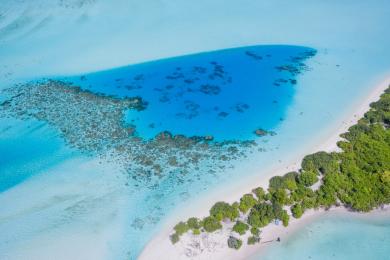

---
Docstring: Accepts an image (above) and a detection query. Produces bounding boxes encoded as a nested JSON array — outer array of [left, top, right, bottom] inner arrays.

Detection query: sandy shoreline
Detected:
[[139, 76, 390, 260]]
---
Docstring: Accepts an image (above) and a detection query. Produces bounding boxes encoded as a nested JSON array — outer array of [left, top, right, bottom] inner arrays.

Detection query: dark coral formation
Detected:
[[0, 80, 256, 189], [273, 50, 316, 86]]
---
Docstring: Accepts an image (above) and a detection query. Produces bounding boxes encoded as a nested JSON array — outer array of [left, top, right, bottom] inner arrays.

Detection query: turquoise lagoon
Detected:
[[61, 45, 315, 141], [255, 212, 390, 260], [1, 1, 390, 260]]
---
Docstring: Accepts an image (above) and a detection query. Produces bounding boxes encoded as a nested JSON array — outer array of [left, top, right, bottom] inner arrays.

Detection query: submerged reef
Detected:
[[0, 80, 255, 185], [171, 86, 390, 250]]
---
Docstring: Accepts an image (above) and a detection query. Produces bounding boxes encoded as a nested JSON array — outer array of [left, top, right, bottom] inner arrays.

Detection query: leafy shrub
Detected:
[[247, 203, 275, 228], [210, 202, 239, 221], [227, 236, 242, 250], [301, 151, 338, 174], [250, 227, 260, 236], [252, 187, 265, 200], [239, 194, 258, 213], [174, 221, 189, 235], [291, 204, 304, 218], [247, 236, 261, 245], [187, 217, 201, 229], [280, 210, 290, 227], [269, 176, 285, 190], [298, 171, 319, 187], [170, 233, 180, 244], [202, 216, 222, 232], [232, 221, 249, 235]]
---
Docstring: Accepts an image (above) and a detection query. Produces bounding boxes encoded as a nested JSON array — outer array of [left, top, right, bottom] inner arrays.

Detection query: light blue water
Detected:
[[256, 213, 390, 260], [0, 118, 76, 192], [61, 45, 315, 141]]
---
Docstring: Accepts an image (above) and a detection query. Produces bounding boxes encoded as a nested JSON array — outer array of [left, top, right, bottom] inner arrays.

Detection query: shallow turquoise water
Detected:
[[61, 45, 315, 141], [0, 118, 75, 192], [256, 213, 390, 260]]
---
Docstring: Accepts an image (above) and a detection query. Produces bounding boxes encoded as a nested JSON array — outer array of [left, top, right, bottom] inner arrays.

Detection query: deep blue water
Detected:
[[62, 45, 315, 141]]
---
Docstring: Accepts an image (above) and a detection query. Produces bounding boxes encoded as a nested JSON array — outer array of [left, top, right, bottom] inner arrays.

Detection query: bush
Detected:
[[174, 221, 189, 235], [252, 187, 265, 200], [283, 171, 299, 191], [187, 217, 201, 229], [280, 210, 290, 227], [250, 227, 260, 236], [291, 204, 304, 218], [298, 171, 319, 187], [202, 216, 222, 232], [302, 197, 316, 209], [239, 194, 258, 213], [232, 221, 249, 235], [264, 193, 272, 201], [170, 233, 180, 244], [271, 189, 288, 205], [247, 236, 261, 245], [210, 202, 239, 221], [269, 172, 299, 191], [247, 203, 275, 228], [193, 229, 201, 235], [301, 151, 338, 174], [227, 236, 242, 250], [269, 176, 285, 190]]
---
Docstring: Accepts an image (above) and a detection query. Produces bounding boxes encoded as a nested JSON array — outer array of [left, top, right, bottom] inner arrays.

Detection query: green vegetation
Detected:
[[187, 217, 201, 230], [239, 194, 258, 213], [252, 187, 265, 200], [232, 221, 249, 235], [280, 210, 290, 226], [250, 227, 261, 236], [291, 203, 304, 218], [202, 216, 222, 232], [298, 170, 318, 187], [210, 202, 239, 221], [247, 236, 261, 245], [171, 86, 390, 249], [174, 221, 189, 235], [227, 236, 242, 250], [170, 233, 180, 244]]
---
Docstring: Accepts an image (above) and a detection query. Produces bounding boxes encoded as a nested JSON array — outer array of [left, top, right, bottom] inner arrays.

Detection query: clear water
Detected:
[[0, 118, 76, 192], [61, 45, 315, 141], [256, 213, 390, 260]]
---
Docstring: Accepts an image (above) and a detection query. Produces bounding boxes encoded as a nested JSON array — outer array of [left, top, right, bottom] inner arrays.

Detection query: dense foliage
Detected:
[[232, 221, 249, 235], [202, 216, 222, 232], [171, 86, 390, 248], [210, 202, 239, 221]]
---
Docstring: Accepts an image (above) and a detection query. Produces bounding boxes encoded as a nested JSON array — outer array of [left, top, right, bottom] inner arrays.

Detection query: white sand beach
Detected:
[[139, 76, 390, 260]]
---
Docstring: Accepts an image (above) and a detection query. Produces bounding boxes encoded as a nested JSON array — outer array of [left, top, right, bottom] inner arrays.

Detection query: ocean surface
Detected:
[[1, 1, 390, 259], [256, 212, 390, 260]]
